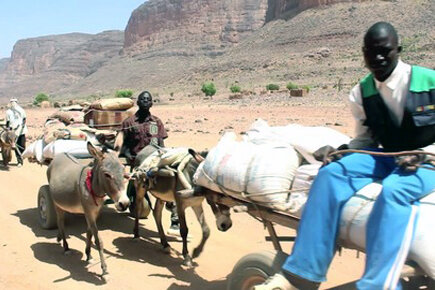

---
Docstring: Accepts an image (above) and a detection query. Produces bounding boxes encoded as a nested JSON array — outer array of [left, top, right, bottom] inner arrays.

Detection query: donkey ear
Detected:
[[87, 142, 104, 159]]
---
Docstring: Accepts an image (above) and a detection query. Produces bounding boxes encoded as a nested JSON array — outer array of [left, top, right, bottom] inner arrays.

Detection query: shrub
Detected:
[[286, 82, 299, 90], [201, 82, 217, 97], [266, 84, 280, 91], [33, 93, 49, 105], [230, 84, 241, 93], [301, 85, 311, 93], [115, 89, 133, 98]]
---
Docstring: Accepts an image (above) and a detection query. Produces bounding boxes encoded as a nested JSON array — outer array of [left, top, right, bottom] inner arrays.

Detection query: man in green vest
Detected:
[[256, 22, 435, 290]]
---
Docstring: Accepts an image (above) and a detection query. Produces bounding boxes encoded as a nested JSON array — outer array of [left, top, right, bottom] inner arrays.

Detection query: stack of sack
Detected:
[[23, 104, 118, 163], [84, 98, 136, 130], [194, 119, 351, 211]]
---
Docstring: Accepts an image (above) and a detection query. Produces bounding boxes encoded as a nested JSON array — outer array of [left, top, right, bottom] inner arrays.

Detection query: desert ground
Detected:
[[0, 90, 366, 289]]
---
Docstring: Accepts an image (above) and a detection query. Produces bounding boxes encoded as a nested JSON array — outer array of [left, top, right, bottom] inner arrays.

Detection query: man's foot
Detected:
[[166, 224, 193, 241], [254, 273, 298, 290], [17, 163, 23, 168]]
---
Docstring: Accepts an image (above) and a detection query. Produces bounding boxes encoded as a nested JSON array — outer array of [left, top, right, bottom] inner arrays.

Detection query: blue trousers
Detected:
[[282, 152, 435, 289]]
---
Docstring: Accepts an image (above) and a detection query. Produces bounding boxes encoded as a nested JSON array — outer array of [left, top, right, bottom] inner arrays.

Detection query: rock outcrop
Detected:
[[124, 0, 366, 53], [124, 0, 268, 54], [5, 30, 123, 77]]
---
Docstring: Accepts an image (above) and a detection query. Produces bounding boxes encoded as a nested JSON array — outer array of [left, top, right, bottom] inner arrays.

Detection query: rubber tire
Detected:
[[227, 250, 288, 290], [37, 185, 57, 229]]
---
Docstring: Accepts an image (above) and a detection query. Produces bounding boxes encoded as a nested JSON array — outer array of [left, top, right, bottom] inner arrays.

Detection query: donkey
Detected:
[[0, 126, 16, 167], [131, 145, 232, 267], [47, 142, 130, 278]]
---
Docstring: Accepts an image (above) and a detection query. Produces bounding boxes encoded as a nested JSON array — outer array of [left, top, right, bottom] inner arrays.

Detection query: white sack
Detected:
[[339, 183, 435, 278], [286, 164, 321, 215], [22, 140, 36, 159], [42, 140, 91, 159], [194, 132, 300, 205], [244, 119, 351, 164]]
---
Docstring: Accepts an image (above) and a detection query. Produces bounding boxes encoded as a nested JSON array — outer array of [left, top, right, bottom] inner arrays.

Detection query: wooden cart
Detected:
[[203, 190, 434, 290]]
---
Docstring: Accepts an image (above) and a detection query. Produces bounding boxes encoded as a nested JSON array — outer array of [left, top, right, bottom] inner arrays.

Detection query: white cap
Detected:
[[10, 98, 18, 103]]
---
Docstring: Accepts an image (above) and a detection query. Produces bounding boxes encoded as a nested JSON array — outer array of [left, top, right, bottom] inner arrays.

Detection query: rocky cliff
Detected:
[[5, 30, 123, 77], [0, 0, 433, 103], [124, 0, 365, 54], [124, 0, 268, 55]]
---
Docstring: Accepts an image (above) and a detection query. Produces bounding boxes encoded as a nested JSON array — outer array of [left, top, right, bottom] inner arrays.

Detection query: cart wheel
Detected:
[[227, 250, 288, 290], [37, 185, 57, 229], [401, 276, 435, 290]]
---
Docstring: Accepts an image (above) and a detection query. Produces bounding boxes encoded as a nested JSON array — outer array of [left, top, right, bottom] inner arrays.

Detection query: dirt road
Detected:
[[0, 97, 365, 289]]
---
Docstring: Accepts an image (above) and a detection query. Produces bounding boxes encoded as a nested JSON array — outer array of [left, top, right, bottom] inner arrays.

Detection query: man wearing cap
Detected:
[[5, 98, 27, 167]]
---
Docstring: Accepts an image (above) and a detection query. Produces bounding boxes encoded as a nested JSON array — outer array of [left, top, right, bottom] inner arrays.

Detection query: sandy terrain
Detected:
[[0, 92, 366, 289]]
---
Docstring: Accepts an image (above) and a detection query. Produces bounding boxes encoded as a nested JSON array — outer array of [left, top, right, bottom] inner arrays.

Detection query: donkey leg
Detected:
[[85, 228, 93, 262], [175, 201, 192, 267], [191, 204, 210, 259], [133, 183, 146, 239], [85, 211, 108, 277], [55, 206, 69, 253], [153, 199, 170, 251]]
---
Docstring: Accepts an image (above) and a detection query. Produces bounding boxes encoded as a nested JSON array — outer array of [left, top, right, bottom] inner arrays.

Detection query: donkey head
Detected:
[[206, 195, 233, 232], [1, 127, 16, 149], [87, 142, 130, 211]]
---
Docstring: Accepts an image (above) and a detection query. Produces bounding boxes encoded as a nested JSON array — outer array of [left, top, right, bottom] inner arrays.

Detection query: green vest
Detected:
[[359, 65, 435, 151]]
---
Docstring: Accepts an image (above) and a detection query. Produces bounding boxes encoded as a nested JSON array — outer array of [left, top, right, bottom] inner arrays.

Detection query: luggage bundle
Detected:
[[84, 98, 135, 130]]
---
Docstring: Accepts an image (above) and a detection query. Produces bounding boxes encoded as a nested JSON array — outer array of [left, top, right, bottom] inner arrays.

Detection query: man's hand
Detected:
[[396, 154, 428, 172], [313, 144, 349, 166]]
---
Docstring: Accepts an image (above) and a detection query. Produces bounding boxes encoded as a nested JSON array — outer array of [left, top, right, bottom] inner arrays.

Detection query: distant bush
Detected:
[[301, 85, 311, 93], [33, 93, 49, 105], [201, 82, 217, 97], [286, 82, 299, 90], [266, 84, 280, 91], [115, 89, 133, 98], [230, 84, 241, 93]]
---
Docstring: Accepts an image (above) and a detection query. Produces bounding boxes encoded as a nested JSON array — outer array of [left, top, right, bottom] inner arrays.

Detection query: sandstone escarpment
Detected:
[[6, 30, 123, 77], [124, 0, 367, 54], [124, 0, 268, 53]]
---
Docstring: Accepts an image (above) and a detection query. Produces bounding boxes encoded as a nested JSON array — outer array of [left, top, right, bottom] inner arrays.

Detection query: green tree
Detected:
[[201, 82, 217, 97], [230, 84, 241, 93], [115, 89, 133, 98], [33, 93, 49, 105], [266, 84, 280, 91], [286, 82, 299, 90]]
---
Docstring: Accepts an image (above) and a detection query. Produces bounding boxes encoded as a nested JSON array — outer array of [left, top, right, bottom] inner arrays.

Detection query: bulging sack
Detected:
[[42, 140, 91, 160], [339, 182, 435, 279], [194, 132, 301, 205], [244, 119, 350, 164]]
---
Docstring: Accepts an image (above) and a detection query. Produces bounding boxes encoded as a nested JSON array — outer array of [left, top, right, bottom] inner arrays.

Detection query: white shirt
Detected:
[[6, 104, 28, 135], [348, 60, 434, 153]]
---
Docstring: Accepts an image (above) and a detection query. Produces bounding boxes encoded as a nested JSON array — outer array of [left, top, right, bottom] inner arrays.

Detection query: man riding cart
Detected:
[[255, 22, 435, 290]]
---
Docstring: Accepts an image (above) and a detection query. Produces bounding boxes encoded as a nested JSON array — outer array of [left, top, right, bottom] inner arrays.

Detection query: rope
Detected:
[[329, 149, 435, 171]]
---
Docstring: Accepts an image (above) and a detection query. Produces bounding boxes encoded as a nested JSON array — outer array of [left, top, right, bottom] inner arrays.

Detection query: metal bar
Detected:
[[264, 221, 282, 252], [265, 236, 296, 242]]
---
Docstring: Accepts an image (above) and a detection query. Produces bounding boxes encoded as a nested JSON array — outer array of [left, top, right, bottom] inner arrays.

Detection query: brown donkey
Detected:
[[131, 146, 232, 267], [0, 126, 16, 167]]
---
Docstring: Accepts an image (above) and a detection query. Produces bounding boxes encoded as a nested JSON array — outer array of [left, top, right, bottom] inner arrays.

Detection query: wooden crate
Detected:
[[84, 109, 135, 130]]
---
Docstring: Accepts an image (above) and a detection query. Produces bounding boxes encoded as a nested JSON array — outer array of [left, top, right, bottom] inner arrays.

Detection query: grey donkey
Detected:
[[47, 142, 130, 279]]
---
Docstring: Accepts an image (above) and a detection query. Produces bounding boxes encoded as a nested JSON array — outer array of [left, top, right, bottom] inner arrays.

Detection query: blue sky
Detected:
[[0, 1, 146, 58]]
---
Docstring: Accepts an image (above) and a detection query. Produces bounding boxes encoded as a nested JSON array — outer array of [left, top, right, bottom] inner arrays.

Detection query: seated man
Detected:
[[256, 22, 435, 290]]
